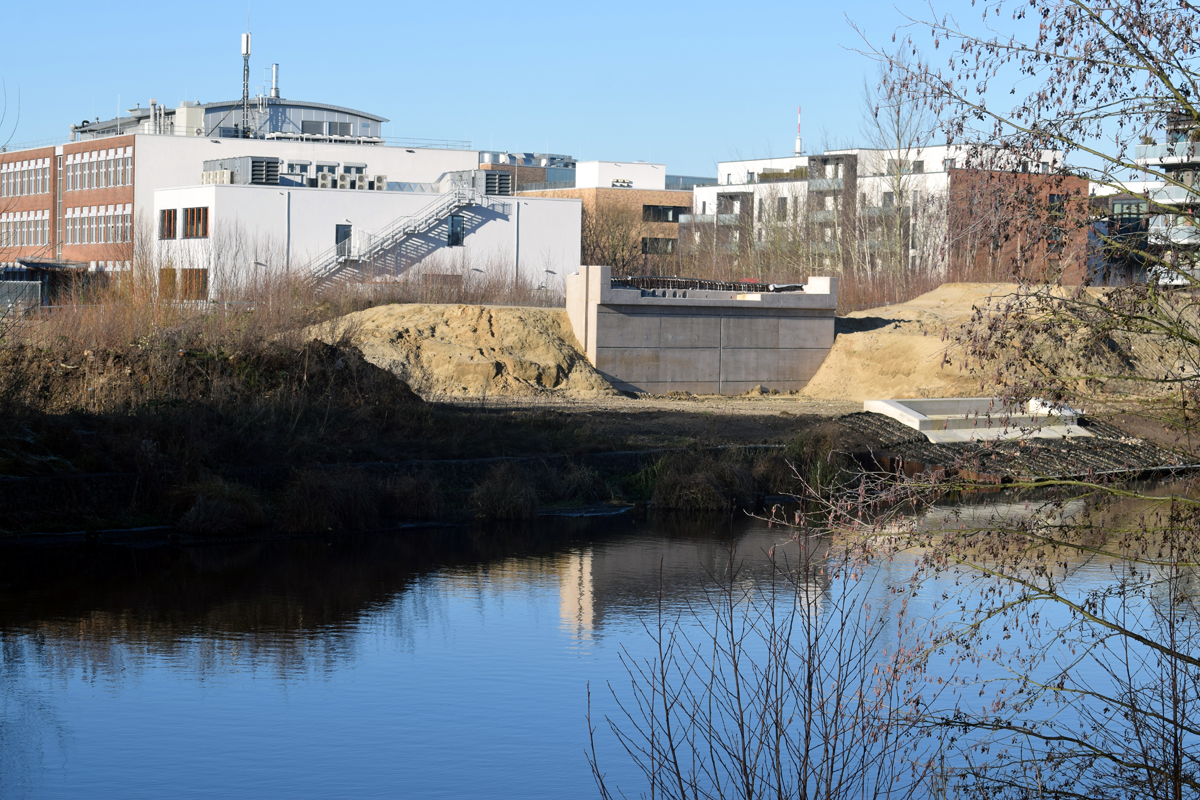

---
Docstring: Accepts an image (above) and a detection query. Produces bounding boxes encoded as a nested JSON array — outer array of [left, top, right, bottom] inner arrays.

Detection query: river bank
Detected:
[[4, 284, 1196, 537], [0, 346, 866, 535]]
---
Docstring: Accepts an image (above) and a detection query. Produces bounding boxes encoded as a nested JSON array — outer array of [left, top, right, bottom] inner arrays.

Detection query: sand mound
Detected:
[[802, 283, 1018, 402], [309, 304, 617, 399]]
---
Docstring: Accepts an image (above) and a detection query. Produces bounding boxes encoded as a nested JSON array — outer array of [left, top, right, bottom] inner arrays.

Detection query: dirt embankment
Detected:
[[310, 304, 617, 399], [802, 283, 1017, 402]]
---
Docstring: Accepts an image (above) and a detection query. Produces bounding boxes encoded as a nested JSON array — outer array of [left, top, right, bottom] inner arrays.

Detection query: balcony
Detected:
[[679, 213, 740, 225], [808, 178, 844, 191], [1135, 142, 1200, 166]]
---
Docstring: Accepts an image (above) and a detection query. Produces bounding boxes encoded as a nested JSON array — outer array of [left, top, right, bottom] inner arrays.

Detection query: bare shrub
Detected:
[[590, 539, 933, 800], [786, 427, 859, 492]]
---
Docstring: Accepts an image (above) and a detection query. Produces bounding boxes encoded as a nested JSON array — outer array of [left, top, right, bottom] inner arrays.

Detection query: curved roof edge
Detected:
[[199, 98, 388, 123]]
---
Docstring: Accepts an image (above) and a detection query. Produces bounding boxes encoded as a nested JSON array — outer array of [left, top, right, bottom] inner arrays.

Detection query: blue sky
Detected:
[[1, 0, 930, 175]]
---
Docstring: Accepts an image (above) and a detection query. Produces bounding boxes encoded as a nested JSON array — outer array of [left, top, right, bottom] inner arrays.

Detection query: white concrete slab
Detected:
[[864, 397, 1092, 442]]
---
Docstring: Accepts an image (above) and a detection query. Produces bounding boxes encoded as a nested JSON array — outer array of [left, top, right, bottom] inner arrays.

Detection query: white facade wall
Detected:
[[152, 184, 581, 292], [132, 134, 479, 226], [574, 161, 666, 190], [716, 156, 808, 186]]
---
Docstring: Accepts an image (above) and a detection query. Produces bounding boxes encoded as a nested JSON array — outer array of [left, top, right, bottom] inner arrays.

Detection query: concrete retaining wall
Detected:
[[566, 265, 837, 395]]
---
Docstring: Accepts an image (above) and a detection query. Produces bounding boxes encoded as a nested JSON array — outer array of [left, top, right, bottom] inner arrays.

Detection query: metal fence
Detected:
[[0, 281, 41, 339]]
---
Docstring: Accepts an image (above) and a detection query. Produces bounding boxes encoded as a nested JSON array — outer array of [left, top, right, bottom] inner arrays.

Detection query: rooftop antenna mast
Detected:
[[241, 30, 252, 138], [793, 106, 803, 156]]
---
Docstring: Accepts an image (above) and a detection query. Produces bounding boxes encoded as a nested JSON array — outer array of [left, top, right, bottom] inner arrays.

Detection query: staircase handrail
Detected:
[[309, 178, 482, 283]]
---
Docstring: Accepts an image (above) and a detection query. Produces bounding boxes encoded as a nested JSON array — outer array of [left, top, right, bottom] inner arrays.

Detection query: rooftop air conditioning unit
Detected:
[[373, 174, 387, 190], [337, 173, 351, 190], [355, 174, 367, 190], [318, 172, 333, 189]]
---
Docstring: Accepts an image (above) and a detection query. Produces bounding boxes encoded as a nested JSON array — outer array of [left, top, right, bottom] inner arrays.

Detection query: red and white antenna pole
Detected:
[[794, 106, 803, 155]]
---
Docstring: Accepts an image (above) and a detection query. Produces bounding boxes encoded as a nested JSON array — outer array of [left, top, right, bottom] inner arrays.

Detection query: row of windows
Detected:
[[0, 218, 50, 248], [67, 157, 132, 192], [65, 213, 131, 245], [1, 166, 50, 198], [159, 207, 209, 239]]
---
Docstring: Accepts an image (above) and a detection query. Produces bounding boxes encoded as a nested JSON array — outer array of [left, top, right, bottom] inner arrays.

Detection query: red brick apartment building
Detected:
[[1, 136, 135, 271]]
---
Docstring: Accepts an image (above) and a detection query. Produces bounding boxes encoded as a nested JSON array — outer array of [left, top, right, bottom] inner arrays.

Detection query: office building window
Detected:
[[181, 269, 209, 301], [125, 157, 132, 184], [160, 209, 177, 239], [642, 205, 689, 223], [448, 215, 465, 247], [183, 207, 209, 238], [777, 197, 788, 217], [123, 214, 131, 243]]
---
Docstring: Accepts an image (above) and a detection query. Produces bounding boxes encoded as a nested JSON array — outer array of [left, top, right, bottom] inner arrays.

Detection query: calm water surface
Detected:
[[0, 509, 1121, 799]]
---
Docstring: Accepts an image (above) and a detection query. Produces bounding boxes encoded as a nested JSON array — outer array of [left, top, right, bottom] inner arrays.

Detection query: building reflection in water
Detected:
[[555, 526, 832, 639]]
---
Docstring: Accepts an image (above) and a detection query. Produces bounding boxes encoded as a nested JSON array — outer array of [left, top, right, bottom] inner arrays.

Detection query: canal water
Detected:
[[0, 506, 1143, 799]]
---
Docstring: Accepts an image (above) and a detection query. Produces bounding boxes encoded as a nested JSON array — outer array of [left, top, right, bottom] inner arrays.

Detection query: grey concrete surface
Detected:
[[566, 265, 838, 396]]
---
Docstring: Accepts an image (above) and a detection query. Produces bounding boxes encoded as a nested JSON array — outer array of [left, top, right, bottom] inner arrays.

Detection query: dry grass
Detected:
[[470, 462, 540, 520], [277, 468, 385, 534], [7, 253, 560, 359], [649, 450, 756, 511], [385, 472, 444, 519], [173, 478, 268, 537]]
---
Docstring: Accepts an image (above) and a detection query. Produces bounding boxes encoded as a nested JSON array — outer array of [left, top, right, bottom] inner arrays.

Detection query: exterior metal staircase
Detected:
[[310, 179, 484, 285]]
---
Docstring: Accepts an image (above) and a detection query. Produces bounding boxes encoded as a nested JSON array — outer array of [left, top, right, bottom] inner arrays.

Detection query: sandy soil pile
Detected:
[[802, 283, 1017, 402], [310, 304, 617, 399]]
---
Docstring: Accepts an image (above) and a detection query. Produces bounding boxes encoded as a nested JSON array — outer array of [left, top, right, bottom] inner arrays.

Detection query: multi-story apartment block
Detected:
[[682, 143, 1088, 280]]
